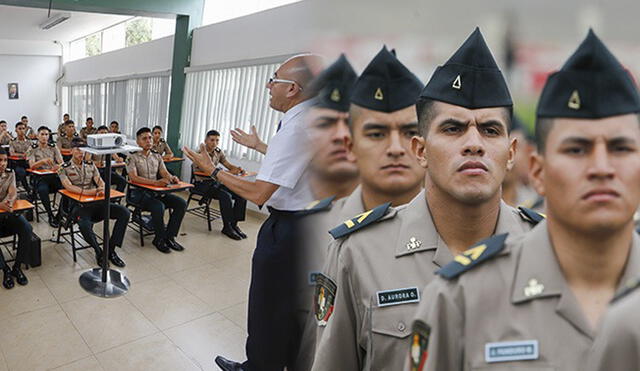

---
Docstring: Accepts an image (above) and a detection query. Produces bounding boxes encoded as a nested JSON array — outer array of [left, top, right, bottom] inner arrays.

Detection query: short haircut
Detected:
[[416, 97, 512, 137], [37, 126, 50, 133], [110, 121, 119, 126], [152, 125, 163, 132], [0, 120, 5, 125], [136, 127, 151, 137], [21, 116, 27, 120], [15, 122, 25, 129], [65, 120, 75, 127], [0, 148, 7, 156], [86, 117, 93, 122], [206, 130, 220, 137], [71, 137, 87, 148], [63, 113, 69, 117], [97, 125, 109, 131]]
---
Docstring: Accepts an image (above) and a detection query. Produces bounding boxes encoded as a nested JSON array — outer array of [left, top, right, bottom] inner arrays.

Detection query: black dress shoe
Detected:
[[95, 249, 106, 267], [232, 225, 247, 239], [11, 266, 28, 286], [109, 252, 126, 267], [167, 238, 185, 251], [48, 215, 60, 228], [214, 356, 244, 371], [153, 239, 171, 254], [2, 269, 14, 289], [221, 227, 242, 241]]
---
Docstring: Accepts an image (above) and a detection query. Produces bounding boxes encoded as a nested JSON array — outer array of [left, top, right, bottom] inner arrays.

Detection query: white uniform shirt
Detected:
[[256, 100, 314, 211]]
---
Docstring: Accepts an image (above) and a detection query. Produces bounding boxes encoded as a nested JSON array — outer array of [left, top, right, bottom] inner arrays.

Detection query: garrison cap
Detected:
[[537, 29, 640, 119], [308, 54, 357, 112], [420, 27, 512, 109], [351, 46, 423, 112]]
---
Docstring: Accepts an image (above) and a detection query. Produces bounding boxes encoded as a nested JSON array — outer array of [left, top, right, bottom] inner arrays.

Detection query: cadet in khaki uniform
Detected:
[[59, 139, 128, 267], [57, 121, 80, 150], [20, 116, 36, 139], [10, 122, 32, 192], [409, 30, 640, 371], [193, 130, 248, 240], [586, 279, 640, 371], [27, 126, 63, 227], [79, 117, 98, 140], [151, 126, 174, 160], [311, 29, 542, 371], [0, 120, 13, 145], [127, 127, 186, 254], [0, 148, 32, 290], [57, 114, 70, 137]]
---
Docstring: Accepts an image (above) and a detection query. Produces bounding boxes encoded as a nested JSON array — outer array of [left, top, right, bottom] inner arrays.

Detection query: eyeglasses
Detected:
[[268, 74, 303, 91]]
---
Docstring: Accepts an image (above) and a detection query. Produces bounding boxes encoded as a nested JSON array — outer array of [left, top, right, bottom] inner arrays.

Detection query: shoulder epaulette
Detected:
[[73, 132, 79, 137], [48, 142, 56, 147], [5, 168, 12, 173], [10, 137, 15, 141], [437, 233, 509, 280], [62, 161, 71, 168], [298, 196, 336, 216], [612, 277, 640, 303], [160, 138, 165, 143], [215, 147, 221, 153], [518, 206, 545, 225], [329, 202, 391, 240], [31, 143, 37, 148], [151, 149, 159, 154], [83, 160, 93, 165]]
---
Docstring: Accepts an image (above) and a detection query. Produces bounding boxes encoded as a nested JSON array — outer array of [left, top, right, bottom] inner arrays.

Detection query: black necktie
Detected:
[[276, 120, 282, 132]]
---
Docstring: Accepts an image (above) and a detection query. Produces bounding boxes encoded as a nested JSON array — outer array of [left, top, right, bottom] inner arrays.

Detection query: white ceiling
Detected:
[[0, 5, 132, 42]]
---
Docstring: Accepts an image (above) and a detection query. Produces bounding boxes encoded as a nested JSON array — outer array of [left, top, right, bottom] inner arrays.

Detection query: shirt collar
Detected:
[[280, 99, 314, 128]]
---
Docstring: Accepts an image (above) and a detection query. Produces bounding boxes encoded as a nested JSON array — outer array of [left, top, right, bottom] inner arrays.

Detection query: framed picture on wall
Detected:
[[8, 83, 19, 100]]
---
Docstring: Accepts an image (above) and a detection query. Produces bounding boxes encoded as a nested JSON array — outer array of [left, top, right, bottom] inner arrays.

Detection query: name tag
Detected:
[[485, 340, 539, 363], [376, 287, 420, 307]]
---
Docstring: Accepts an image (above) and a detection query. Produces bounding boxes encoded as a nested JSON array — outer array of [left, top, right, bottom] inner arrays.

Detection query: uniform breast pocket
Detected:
[[368, 304, 415, 368], [370, 305, 413, 339]]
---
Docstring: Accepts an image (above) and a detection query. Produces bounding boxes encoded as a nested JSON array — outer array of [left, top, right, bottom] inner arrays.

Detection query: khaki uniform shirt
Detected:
[[311, 191, 538, 371], [57, 123, 66, 136], [58, 160, 100, 188], [0, 170, 15, 201], [295, 187, 366, 370], [0, 132, 12, 145], [27, 144, 63, 170], [57, 133, 80, 149], [9, 137, 30, 155], [585, 279, 640, 371], [195, 146, 226, 180], [25, 126, 35, 138], [126, 151, 167, 180], [79, 126, 97, 140], [411, 221, 640, 371], [152, 139, 173, 157]]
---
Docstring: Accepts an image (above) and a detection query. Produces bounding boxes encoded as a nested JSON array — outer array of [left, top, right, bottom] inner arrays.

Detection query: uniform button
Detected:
[[397, 322, 406, 332]]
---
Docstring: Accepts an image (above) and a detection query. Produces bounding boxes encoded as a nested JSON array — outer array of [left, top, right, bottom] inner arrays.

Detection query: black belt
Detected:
[[267, 206, 299, 216]]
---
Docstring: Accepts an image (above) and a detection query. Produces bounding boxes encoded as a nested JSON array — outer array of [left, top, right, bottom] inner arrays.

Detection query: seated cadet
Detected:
[[193, 129, 248, 240], [92, 126, 126, 192], [151, 125, 174, 160], [0, 120, 13, 145], [59, 138, 128, 267], [57, 113, 70, 137], [110, 120, 121, 134], [9, 122, 32, 192], [20, 116, 36, 139], [0, 148, 32, 289], [127, 127, 187, 253], [79, 117, 97, 140], [57, 120, 80, 150], [27, 126, 63, 227]]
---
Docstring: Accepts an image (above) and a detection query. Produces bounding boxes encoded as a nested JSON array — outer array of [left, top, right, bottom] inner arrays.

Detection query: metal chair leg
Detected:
[[70, 223, 77, 262]]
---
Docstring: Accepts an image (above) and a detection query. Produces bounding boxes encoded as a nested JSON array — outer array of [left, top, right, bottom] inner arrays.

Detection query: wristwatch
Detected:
[[211, 168, 221, 181]]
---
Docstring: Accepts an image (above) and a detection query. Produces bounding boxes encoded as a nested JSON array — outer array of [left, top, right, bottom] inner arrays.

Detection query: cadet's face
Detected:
[[153, 129, 162, 140], [21, 118, 28, 125], [110, 123, 118, 132], [97, 129, 108, 134], [416, 101, 514, 205], [531, 115, 640, 233], [16, 125, 25, 136], [0, 155, 7, 172], [308, 107, 358, 180], [0, 123, 6, 131], [63, 115, 69, 121], [87, 120, 93, 127], [38, 130, 49, 143], [66, 125, 75, 136], [350, 105, 424, 194], [205, 135, 220, 150], [137, 132, 152, 150], [72, 148, 84, 162]]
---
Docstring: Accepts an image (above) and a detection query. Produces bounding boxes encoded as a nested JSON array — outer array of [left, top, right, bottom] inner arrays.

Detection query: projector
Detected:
[[86, 133, 126, 149]]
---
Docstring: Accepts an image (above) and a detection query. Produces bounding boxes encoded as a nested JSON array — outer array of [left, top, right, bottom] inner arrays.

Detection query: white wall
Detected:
[[0, 54, 60, 127], [63, 35, 174, 84]]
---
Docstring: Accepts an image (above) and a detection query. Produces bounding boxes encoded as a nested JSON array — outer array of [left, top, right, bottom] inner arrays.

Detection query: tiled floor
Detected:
[[0, 198, 263, 371]]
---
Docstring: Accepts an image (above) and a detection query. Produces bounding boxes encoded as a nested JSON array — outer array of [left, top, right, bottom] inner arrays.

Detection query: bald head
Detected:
[[268, 54, 325, 112]]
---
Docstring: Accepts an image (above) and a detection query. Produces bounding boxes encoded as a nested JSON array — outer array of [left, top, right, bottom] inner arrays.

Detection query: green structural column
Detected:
[[166, 14, 193, 164]]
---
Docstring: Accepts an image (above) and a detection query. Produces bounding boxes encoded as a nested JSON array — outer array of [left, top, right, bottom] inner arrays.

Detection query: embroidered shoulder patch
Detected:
[[518, 206, 545, 225], [329, 202, 391, 239], [314, 273, 337, 327], [409, 320, 431, 371], [437, 233, 509, 280]]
